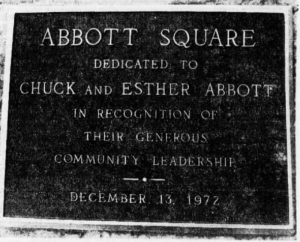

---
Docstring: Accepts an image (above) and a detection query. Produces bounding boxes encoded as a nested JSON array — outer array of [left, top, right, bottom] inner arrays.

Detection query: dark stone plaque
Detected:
[[0, 6, 295, 237]]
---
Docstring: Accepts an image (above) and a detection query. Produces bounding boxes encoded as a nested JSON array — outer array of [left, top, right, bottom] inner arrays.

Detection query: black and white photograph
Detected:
[[0, 0, 297, 240]]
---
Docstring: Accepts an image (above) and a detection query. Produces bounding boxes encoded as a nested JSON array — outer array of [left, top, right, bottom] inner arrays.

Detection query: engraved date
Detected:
[[187, 194, 219, 206]]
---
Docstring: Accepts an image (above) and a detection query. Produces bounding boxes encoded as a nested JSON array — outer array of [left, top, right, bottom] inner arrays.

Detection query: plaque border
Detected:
[[0, 5, 295, 232]]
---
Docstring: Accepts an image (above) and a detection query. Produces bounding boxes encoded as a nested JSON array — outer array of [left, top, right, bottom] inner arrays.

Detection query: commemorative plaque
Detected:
[[0, 5, 295, 238]]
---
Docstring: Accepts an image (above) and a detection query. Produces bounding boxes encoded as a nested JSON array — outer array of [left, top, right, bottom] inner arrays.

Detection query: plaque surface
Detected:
[[0, 5, 295, 237]]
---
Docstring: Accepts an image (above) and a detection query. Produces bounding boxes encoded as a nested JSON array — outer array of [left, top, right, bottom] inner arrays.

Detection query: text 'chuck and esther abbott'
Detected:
[[40, 27, 256, 48]]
